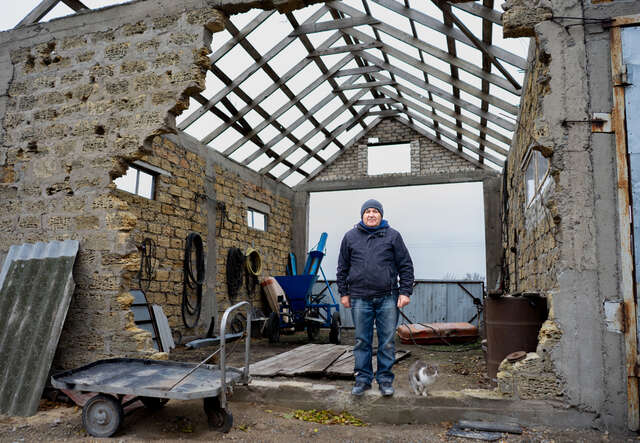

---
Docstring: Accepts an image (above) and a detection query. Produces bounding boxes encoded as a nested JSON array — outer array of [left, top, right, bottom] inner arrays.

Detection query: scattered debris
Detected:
[[288, 409, 367, 427]]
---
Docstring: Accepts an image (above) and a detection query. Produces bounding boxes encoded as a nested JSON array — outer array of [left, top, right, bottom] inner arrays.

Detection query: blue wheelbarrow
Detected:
[[263, 233, 341, 344]]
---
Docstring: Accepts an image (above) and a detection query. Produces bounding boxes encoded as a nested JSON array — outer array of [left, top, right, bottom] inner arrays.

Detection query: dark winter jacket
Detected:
[[336, 220, 414, 298]]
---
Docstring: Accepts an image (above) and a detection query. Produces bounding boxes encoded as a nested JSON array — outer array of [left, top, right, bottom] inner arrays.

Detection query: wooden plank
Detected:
[[367, 110, 401, 116], [355, 98, 396, 105], [334, 66, 383, 77], [333, 80, 396, 92], [282, 345, 350, 375], [209, 10, 274, 64], [290, 16, 380, 36], [453, 2, 502, 25], [249, 343, 317, 376], [60, 0, 89, 11], [307, 42, 383, 57], [17, 0, 61, 27]]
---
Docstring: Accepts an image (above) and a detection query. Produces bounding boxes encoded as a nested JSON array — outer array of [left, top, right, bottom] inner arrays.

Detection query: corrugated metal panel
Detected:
[[0, 240, 79, 416], [314, 280, 484, 329]]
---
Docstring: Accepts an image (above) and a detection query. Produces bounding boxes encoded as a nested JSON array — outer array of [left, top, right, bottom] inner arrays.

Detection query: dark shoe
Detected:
[[351, 382, 371, 396], [379, 382, 394, 397]]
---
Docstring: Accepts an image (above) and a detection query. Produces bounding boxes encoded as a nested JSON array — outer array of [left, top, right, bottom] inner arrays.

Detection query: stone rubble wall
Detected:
[[314, 118, 478, 181], [0, 1, 225, 369]]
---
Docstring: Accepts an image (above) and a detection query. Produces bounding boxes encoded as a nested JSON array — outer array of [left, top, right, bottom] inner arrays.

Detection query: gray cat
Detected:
[[408, 360, 438, 396]]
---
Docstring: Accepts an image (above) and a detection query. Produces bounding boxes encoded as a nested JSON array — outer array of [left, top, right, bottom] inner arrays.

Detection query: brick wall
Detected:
[[0, 4, 224, 368], [314, 118, 477, 181]]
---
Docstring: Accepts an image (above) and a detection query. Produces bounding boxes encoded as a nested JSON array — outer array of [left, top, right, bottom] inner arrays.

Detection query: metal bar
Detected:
[[290, 16, 380, 35], [610, 21, 639, 431]]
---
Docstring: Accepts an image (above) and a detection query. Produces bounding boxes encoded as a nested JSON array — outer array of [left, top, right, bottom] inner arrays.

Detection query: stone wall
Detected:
[[315, 118, 478, 181], [0, 1, 224, 369]]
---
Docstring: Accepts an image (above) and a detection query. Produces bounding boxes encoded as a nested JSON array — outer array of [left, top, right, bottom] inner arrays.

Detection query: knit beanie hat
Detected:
[[361, 199, 384, 218]]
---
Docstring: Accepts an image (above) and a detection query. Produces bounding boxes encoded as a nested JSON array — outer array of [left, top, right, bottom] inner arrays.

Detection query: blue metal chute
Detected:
[[303, 232, 327, 275]]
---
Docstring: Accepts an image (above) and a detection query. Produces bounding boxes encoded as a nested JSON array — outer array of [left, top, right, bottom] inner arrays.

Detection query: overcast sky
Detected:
[[3, 1, 498, 281]]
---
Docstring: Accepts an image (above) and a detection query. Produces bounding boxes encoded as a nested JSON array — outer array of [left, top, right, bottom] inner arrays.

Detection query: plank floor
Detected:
[[249, 344, 409, 378]]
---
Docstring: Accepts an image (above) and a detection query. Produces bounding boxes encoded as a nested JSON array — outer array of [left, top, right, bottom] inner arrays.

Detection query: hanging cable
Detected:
[[226, 247, 245, 302], [182, 232, 205, 328], [137, 238, 156, 294]]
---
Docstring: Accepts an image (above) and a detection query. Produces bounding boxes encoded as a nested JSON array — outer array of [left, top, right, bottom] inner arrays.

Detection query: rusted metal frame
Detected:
[[452, 2, 501, 25], [258, 88, 370, 174], [610, 19, 639, 431], [177, 6, 329, 131], [334, 66, 383, 77], [370, 72, 511, 145], [287, 12, 369, 131], [610, 15, 640, 27], [370, 0, 526, 70], [224, 56, 357, 160], [329, 0, 519, 94], [432, 0, 521, 91], [357, 48, 517, 131], [209, 65, 316, 167], [405, 0, 439, 138], [306, 42, 383, 57], [276, 105, 375, 182], [297, 117, 383, 185], [333, 80, 396, 91], [340, 26, 519, 115], [289, 16, 380, 35], [225, 19, 346, 156], [476, 0, 495, 165], [209, 10, 275, 64], [395, 116, 491, 170], [379, 87, 507, 160], [201, 32, 345, 145], [440, 2, 464, 152]]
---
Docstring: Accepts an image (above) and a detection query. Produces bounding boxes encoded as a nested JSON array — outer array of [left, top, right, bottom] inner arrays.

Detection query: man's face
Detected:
[[362, 208, 382, 227]]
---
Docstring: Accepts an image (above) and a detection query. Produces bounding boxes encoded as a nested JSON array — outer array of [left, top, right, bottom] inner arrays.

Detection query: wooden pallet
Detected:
[[249, 343, 409, 378]]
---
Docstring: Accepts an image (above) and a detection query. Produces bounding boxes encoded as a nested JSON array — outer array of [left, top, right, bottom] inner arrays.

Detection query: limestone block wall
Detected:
[[315, 118, 478, 181], [0, 1, 225, 369], [212, 164, 293, 316]]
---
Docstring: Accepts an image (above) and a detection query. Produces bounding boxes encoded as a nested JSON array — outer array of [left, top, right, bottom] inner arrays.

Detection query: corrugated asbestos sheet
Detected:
[[0, 240, 79, 416], [315, 280, 484, 329]]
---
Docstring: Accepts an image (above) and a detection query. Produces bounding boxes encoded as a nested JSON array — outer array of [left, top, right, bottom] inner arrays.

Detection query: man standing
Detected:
[[337, 199, 414, 397]]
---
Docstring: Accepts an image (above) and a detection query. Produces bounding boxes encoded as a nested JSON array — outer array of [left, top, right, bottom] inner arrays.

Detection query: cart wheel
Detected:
[[82, 394, 123, 438], [203, 397, 233, 433], [329, 311, 341, 344], [266, 311, 280, 343], [140, 397, 169, 410]]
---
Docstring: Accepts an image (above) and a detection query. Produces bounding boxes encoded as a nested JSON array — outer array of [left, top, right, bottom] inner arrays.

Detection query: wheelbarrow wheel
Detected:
[[140, 397, 169, 410], [265, 311, 280, 343], [82, 394, 123, 438], [329, 311, 341, 344], [204, 397, 233, 433]]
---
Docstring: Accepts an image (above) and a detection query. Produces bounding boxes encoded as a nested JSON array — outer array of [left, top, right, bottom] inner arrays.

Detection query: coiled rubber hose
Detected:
[[182, 233, 205, 328]]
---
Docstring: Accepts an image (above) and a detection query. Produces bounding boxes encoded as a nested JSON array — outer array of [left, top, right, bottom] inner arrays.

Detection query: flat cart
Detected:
[[51, 301, 251, 438]]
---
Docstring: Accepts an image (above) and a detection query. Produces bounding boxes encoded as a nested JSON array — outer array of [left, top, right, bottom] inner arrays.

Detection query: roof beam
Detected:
[[290, 16, 379, 35], [367, 110, 402, 116], [328, 1, 519, 95], [341, 26, 519, 114], [452, 2, 502, 25], [357, 50, 516, 130], [276, 105, 375, 182], [355, 98, 397, 105], [333, 80, 396, 92], [334, 66, 383, 77], [432, 0, 521, 90], [306, 42, 383, 57], [210, 10, 275, 64], [364, 0, 526, 69], [17, 0, 88, 27]]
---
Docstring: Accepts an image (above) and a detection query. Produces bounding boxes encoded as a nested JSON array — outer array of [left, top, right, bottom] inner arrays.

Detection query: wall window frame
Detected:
[[245, 197, 270, 232], [522, 147, 550, 207], [114, 161, 170, 200], [367, 142, 412, 175]]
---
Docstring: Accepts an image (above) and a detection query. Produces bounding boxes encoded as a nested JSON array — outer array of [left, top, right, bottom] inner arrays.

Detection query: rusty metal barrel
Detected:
[[484, 295, 548, 381]]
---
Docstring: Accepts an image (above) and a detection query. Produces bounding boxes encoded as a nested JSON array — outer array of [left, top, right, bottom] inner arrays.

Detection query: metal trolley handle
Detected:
[[219, 301, 251, 409]]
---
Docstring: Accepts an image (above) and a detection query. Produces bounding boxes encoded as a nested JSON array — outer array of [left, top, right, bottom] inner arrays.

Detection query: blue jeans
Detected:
[[351, 294, 398, 385]]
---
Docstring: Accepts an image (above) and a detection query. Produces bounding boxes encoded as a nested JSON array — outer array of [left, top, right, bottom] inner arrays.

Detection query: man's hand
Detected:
[[340, 295, 350, 308], [397, 294, 410, 308]]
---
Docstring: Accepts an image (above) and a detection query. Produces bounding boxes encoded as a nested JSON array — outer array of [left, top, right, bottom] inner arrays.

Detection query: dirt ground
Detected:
[[1, 328, 638, 442]]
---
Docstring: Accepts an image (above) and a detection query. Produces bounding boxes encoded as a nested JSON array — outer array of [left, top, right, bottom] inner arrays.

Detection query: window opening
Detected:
[[247, 208, 267, 231], [524, 149, 549, 206], [367, 142, 411, 175], [114, 165, 156, 199]]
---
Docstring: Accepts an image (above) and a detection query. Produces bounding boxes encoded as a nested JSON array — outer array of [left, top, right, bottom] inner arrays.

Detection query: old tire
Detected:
[[266, 311, 280, 343], [82, 394, 123, 438], [140, 397, 169, 410], [203, 397, 233, 433], [329, 311, 341, 344]]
